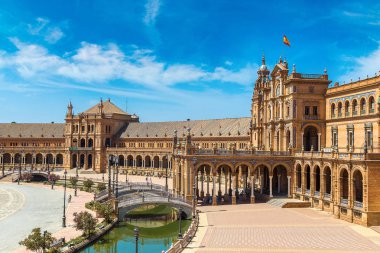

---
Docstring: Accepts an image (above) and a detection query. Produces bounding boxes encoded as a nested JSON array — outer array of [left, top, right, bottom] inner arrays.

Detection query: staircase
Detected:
[[267, 197, 310, 208], [0, 173, 13, 182]]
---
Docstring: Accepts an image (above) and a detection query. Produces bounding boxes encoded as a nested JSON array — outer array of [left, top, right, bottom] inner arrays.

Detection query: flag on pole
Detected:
[[283, 35, 291, 47]]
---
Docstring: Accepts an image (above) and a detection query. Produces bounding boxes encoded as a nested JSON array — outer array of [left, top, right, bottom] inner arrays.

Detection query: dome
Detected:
[[259, 64, 267, 71]]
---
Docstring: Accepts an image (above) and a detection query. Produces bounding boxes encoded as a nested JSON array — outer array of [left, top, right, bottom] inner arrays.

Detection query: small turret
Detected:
[[98, 98, 104, 114], [66, 101, 73, 117]]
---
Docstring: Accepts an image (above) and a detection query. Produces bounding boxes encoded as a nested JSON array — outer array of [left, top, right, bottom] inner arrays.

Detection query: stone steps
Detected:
[[267, 198, 310, 208]]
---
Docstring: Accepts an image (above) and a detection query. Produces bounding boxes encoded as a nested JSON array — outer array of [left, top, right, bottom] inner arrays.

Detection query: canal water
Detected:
[[80, 218, 190, 253]]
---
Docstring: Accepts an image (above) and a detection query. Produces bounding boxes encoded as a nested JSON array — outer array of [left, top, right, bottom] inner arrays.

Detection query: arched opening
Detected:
[[196, 164, 212, 204], [80, 138, 86, 147], [273, 165, 288, 196], [87, 154, 93, 168], [153, 156, 160, 168], [162, 156, 168, 169], [353, 170, 363, 203], [314, 165, 321, 193], [72, 138, 78, 147], [127, 155, 133, 167], [369, 96, 375, 113], [72, 154, 77, 168], [338, 102, 342, 117], [105, 138, 111, 147], [118, 155, 125, 167], [215, 165, 233, 203], [46, 154, 54, 165], [331, 103, 336, 118], [14, 153, 22, 164], [3, 153, 11, 164], [352, 99, 358, 115], [276, 131, 280, 151], [340, 169, 349, 203], [36, 154, 43, 164], [305, 165, 311, 191], [324, 167, 332, 195], [286, 130, 291, 150], [56, 154, 63, 165], [236, 165, 250, 201], [80, 154, 85, 168], [296, 164, 302, 189], [345, 100, 350, 117], [88, 138, 93, 147], [303, 126, 319, 151], [25, 153, 33, 164], [145, 156, 151, 168], [136, 155, 142, 167], [360, 98, 366, 115], [256, 165, 270, 195]]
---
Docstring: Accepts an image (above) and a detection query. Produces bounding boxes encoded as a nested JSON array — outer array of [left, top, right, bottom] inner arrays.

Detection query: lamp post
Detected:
[[134, 227, 139, 253], [75, 150, 79, 178], [1, 150, 4, 177], [42, 230, 47, 253], [18, 151, 23, 185], [62, 170, 67, 227], [108, 155, 112, 199], [193, 181, 196, 219], [165, 156, 169, 192], [115, 156, 119, 198], [178, 206, 183, 239]]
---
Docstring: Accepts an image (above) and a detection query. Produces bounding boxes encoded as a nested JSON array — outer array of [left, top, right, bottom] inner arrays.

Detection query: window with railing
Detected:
[[360, 98, 366, 115], [369, 96, 375, 114], [352, 99, 358, 116]]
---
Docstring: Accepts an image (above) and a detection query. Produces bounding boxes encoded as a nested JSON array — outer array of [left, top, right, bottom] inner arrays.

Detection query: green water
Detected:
[[80, 219, 191, 253]]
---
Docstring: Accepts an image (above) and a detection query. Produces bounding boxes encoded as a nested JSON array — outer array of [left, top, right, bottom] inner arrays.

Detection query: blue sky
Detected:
[[0, 0, 380, 123]]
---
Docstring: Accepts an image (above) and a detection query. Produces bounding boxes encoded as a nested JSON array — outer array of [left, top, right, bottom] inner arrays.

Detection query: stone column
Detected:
[[318, 133, 321, 151], [133, 159, 136, 168], [206, 173, 210, 198], [287, 176, 291, 197], [232, 174, 237, 204], [269, 176, 273, 197], [251, 175, 255, 203], [218, 172, 222, 197], [200, 171, 204, 198], [277, 174, 281, 193], [212, 174, 217, 205]]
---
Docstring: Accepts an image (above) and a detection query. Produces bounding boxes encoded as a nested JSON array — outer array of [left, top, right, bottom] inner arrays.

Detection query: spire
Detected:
[[292, 64, 296, 73], [66, 100, 73, 117], [98, 98, 104, 114], [262, 54, 266, 65], [279, 56, 283, 63]]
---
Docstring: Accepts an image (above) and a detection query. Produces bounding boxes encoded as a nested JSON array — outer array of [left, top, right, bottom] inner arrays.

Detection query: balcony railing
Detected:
[[338, 112, 342, 118], [296, 187, 302, 193], [345, 111, 350, 117], [331, 114, 336, 119], [340, 198, 348, 206], [305, 189, 311, 196], [192, 149, 290, 156], [369, 108, 375, 114], [354, 201, 363, 209], [303, 115, 319, 120], [300, 74, 325, 79], [360, 110, 366, 115], [324, 193, 331, 200], [69, 146, 93, 151], [353, 110, 357, 116]]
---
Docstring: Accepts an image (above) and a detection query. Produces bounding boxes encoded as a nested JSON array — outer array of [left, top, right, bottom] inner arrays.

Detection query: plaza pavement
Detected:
[[0, 181, 94, 253], [185, 204, 380, 253]]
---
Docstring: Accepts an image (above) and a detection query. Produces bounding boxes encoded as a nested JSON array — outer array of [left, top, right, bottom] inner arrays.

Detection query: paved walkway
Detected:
[[186, 204, 380, 253], [0, 182, 93, 253]]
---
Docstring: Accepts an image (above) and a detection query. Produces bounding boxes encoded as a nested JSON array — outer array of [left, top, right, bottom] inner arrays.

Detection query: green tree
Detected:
[[69, 177, 78, 188], [96, 182, 106, 192], [73, 211, 98, 237], [19, 228, 56, 253], [48, 174, 60, 190], [83, 179, 94, 192], [96, 203, 114, 224]]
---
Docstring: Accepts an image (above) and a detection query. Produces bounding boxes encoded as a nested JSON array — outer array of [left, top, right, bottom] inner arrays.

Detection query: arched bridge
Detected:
[[12, 170, 49, 182], [117, 193, 193, 220], [96, 182, 170, 202]]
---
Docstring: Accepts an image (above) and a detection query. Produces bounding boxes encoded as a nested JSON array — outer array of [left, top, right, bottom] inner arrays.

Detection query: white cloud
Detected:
[[27, 17, 65, 44], [0, 39, 257, 93], [143, 0, 161, 26], [339, 45, 380, 82], [45, 27, 64, 44]]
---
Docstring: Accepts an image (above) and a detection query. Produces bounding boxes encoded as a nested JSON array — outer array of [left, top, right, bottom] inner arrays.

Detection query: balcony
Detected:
[[345, 111, 350, 117], [369, 108, 375, 114], [353, 110, 357, 116], [69, 146, 93, 151], [338, 112, 342, 118], [354, 201, 363, 209], [303, 115, 319, 120], [360, 110, 366, 115], [324, 193, 331, 200], [331, 114, 336, 119], [340, 198, 348, 206]]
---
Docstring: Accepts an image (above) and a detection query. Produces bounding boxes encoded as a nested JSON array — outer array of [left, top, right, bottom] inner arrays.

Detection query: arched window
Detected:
[[360, 98, 366, 115], [331, 103, 336, 118], [338, 102, 342, 117], [88, 138, 93, 147], [352, 100, 358, 115], [80, 138, 86, 147], [345, 101, 350, 117], [276, 85, 281, 96], [369, 96, 375, 113]]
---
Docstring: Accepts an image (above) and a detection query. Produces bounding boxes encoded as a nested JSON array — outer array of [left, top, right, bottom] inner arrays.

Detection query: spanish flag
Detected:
[[283, 35, 291, 47]]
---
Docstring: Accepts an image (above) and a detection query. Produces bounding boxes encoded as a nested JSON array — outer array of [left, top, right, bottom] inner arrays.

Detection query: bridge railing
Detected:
[[118, 194, 191, 208]]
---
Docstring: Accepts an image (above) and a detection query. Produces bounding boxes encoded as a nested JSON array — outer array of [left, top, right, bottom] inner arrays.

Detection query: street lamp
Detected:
[[165, 156, 169, 192], [134, 227, 139, 253], [18, 151, 23, 185], [115, 156, 119, 198], [62, 170, 67, 227], [178, 206, 183, 239], [1, 150, 4, 177], [193, 182, 196, 219], [108, 154, 112, 199]]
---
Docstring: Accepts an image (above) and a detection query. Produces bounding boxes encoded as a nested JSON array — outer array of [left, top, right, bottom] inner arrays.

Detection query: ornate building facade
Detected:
[[1, 56, 380, 226]]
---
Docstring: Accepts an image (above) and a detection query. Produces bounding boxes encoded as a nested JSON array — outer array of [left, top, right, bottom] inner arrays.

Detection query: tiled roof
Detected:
[[83, 99, 129, 115], [0, 123, 65, 138], [119, 117, 251, 138]]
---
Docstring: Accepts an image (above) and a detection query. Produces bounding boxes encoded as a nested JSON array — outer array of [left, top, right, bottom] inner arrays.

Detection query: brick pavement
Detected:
[[191, 204, 380, 253]]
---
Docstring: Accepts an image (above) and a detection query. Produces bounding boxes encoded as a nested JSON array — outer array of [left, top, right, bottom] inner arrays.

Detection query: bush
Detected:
[[97, 182, 106, 192], [83, 179, 94, 192], [73, 211, 97, 237], [95, 203, 114, 224], [19, 228, 56, 252]]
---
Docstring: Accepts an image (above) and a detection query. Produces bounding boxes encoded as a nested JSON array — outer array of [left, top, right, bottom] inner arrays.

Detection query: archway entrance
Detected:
[[273, 165, 288, 196], [303, 126, 319, 151], [340, 169, 349, 204], [353, 170, 363, 205]]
